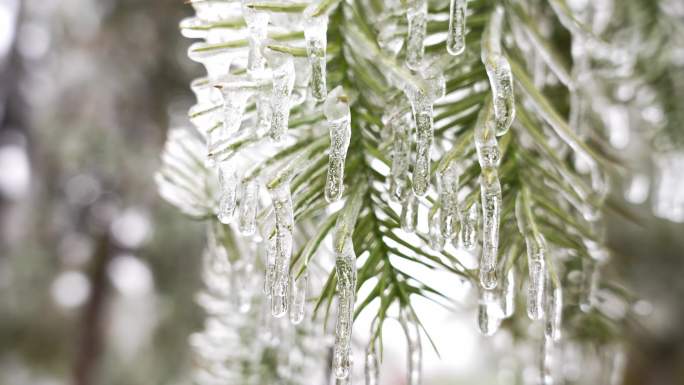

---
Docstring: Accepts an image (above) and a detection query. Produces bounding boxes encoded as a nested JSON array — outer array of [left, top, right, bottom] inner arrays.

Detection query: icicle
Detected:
[[477, 288, 503, 336], [264, 241, 275, 296], [481, 6, 515, 136], [405, 0, 428, 70], [540, 336, 555, 385], [501, 267, 516, 318], [215, 77, 255, 137], [333, 238, 357, 380], [264, 45, 295, 142], [437, 162, 461, 240], [579, 258, 599, 312], [401, 191, 418, 233], [447, 0, 468, 56], [399, 309, 422, 385], [365, 321, 380, 385], [241, 0, 269, 71], [237, 178, 259, 235], [268, 183, 294, 317], [458, 201, 478, 250], [187, 42, 237, 79], [515, 192, 546, 321], [388, 111, 413, 201], [428, 207, 445, 250], [475, 102, 502, 290], [545, 284, 562, 341], [252, 68, 273, 136], [303, 5, 328, 101], [324, 86, 352, 202], [217, 163, 238, 224], [289, 271, 308, 325], [406, 72, 444, 197], [479, 169, 502, 290]]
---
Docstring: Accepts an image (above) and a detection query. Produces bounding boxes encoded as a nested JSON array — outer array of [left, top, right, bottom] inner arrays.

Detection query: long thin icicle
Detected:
[[215, 76, 255, 137], [324, 86, 352, 202], [458, 201, 478, 250], [268, 182, 294, 317], [399, 309, 422, 385], [481, 6, 515, 136], [303, 5, 328, 101], [501, 267, 516, 318], [447, 0, 468, 55], [333, 186, 365, 380], [545, 282, 562, 341], [405, 0, 428, 70], [475, 101, 502, 290], [515, 189, 547, 321], [436, 161, 461, 240], [401, 191, 418, 233]]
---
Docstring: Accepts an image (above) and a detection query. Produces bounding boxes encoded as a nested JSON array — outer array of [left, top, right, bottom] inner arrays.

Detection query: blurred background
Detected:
[[0, 0, 682, 384]]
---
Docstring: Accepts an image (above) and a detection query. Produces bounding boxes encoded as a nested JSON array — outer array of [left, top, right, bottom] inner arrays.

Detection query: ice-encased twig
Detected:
[[324, 86, 352, 202], [304, 5, 329, 101], [481, 6, 515, 136], [447, 0, 468, 56]]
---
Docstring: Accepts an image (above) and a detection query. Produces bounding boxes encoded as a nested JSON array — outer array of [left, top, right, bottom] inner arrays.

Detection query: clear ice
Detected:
[[447, 0, 468, 56], [304, 5, 329, 101], [400, 310, 422, 385], [268, 183, 294, 317], [237, 178, 259, 235], [264, 46, 295, 142], [217, 163, 238, 224], [405, 0, 428, 70], [324, 86, 352, 202], [289, 271, 308, 325], [401, 191, 419, 233]]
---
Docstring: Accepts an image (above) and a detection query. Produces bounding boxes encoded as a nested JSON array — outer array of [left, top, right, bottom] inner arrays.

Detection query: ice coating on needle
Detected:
[[304, 5, 328, 101], [481, 6, 515, 136], [289, 270, 308, 325], [399, 310, 422, 385], [217, 163, 238, 224], [324, 86, 352, 202], [237, 178, 259, 236], [545, 284, 562, 341], [268, 183, 294, 317], [447, 0, 468, 55], [405, 0, 428, 70], [478, 288, 503, 336], [264, 46, 295, 142]]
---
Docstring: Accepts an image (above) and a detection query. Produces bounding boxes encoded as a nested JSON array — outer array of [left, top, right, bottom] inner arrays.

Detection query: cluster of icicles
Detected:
[[156, 1, 622, 385]]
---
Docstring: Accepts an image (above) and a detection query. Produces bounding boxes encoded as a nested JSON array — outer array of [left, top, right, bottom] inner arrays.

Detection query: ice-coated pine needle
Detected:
[[268, 182, 294, 317], [217, 163, 238, 224], [289, 270, 308, 325], [304, 5, 328, 101], [237, 178, 259, 235], [400, 309, 422, 385], [481, 6, 515, 136], [405, 0, 428, 70], [515, 192, 547, 321], [324, 86, 352, 202], [447, 0, 468, 55]]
